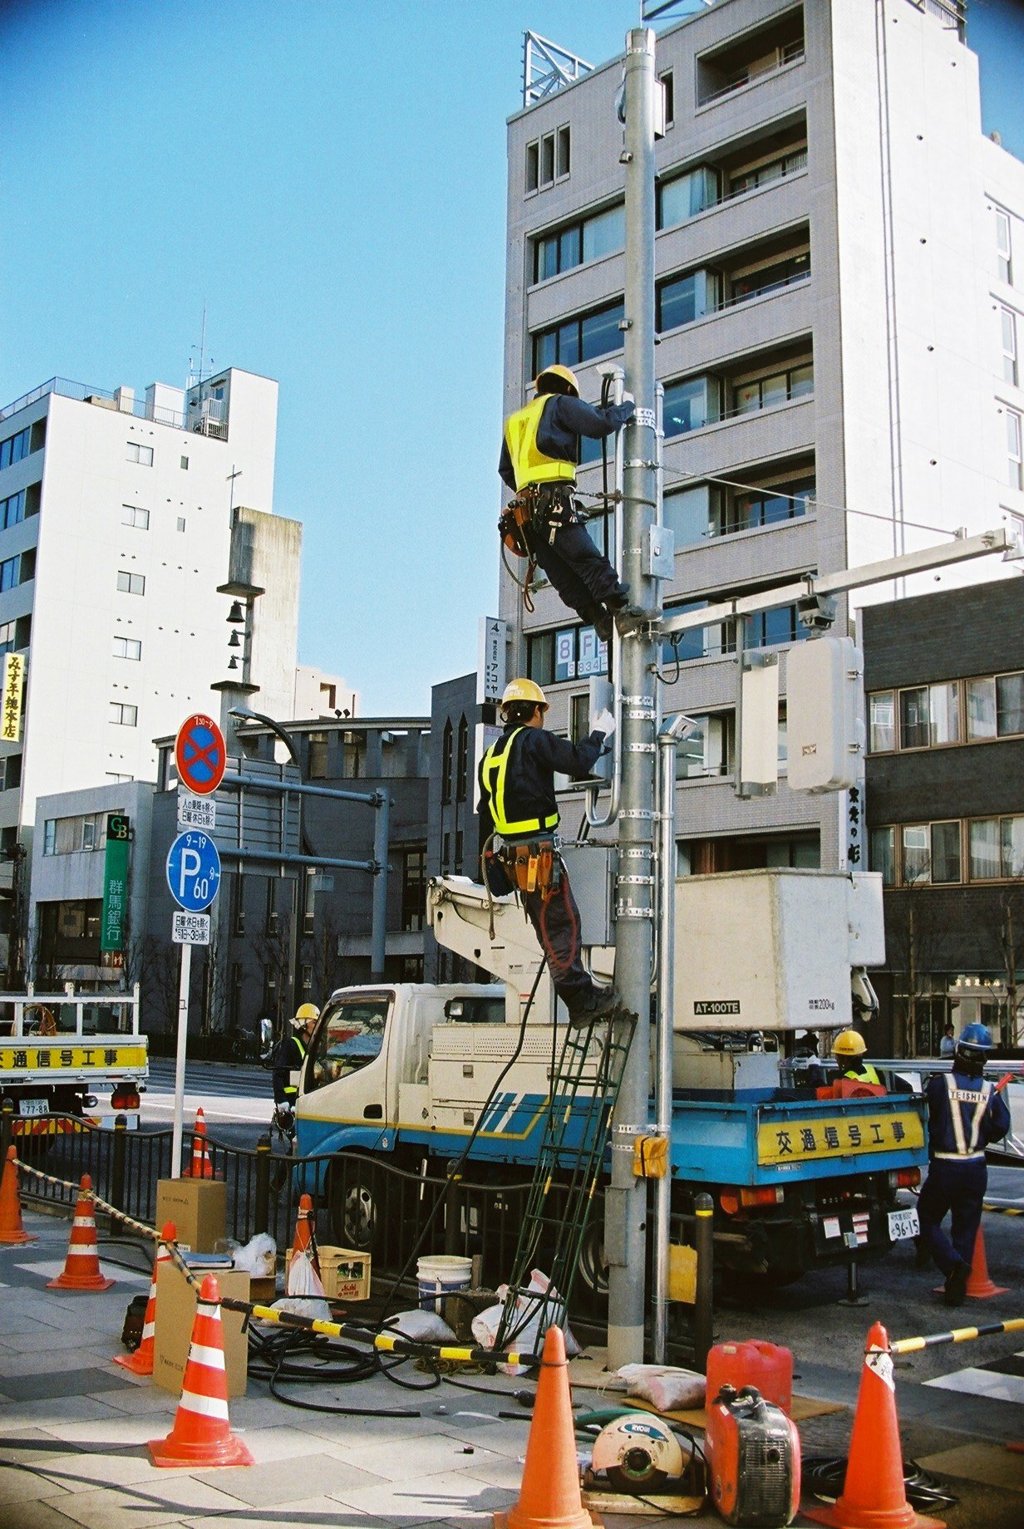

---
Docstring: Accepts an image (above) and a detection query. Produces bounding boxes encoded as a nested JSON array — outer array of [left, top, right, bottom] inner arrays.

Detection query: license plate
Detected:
[[888, 1207, 919, 1242], [19, 1098, 48, 1118]]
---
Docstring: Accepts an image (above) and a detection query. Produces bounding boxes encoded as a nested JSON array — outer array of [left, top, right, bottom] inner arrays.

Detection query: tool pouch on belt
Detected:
[[498, 499, 532, 559], [503, 838, 560, 898]]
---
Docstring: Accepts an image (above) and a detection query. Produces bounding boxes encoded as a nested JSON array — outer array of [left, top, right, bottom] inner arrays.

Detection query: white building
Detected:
[[0, 366, 301, 974], [502, 0, 1024, 873]]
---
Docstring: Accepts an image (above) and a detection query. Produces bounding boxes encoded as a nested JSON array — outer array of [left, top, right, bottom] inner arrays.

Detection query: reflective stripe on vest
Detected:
[[503, 397, 576, 491], [943, 1072, 991, 1157], [480, 729, 559, 838], [843, 1063, 881, 1086], [285, 1036, 306, 1097]]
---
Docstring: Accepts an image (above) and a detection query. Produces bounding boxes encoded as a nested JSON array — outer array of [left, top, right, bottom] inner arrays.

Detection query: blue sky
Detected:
[[2, 0, 1021, 717]]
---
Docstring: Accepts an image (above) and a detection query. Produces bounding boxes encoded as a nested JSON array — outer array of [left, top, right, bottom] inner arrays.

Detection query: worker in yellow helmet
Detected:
[[832, 1029, 882, 1087], [499, 364, 646, 642], [479, 679, 620, 1025], [272, 1002, 319, 1137]]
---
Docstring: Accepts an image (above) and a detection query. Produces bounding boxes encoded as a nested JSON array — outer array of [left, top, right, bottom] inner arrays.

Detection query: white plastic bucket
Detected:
[[417, 1254, 473, 1312]]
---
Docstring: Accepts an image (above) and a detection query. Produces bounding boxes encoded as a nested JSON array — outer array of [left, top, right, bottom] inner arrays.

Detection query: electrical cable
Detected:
[[802, 1455, 958, 1512]]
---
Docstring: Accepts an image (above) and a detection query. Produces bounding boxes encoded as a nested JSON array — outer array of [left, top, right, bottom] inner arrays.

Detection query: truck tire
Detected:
[[328, 1164, 378, 1253]]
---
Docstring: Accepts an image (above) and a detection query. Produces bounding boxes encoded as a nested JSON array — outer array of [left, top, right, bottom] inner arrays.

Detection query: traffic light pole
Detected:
[[606, 25, 660, 1371]]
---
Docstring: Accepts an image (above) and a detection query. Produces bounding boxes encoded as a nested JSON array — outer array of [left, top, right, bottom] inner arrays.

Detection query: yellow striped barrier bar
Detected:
[[892, 1316, 1024, 1355]]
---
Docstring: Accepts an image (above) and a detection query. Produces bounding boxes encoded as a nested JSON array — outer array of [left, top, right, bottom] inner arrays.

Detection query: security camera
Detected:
[[796, 594, 837, 631]]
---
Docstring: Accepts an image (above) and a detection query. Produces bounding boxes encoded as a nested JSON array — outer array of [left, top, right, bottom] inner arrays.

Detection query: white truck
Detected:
[[0, 984, 147, 1134], [293, 866, 928, 1286]]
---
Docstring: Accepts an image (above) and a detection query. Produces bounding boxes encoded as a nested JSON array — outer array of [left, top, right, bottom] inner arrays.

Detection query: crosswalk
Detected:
[[926, 1350, 1024, 1407]]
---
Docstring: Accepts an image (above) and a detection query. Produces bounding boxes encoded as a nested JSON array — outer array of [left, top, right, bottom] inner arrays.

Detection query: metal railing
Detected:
[[0, 377, 187, 430]]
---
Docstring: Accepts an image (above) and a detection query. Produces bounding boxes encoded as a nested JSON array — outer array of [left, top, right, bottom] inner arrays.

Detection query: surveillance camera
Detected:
[[796, 594, 837, 631]]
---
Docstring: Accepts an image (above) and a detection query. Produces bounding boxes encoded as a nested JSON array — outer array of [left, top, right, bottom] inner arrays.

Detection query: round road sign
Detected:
[[166, 830, 222, 912], [175, 713, 226, 796]]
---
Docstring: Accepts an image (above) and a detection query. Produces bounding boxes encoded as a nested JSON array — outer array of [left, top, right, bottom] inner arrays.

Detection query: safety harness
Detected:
[[933, 1073, 993, 1161]]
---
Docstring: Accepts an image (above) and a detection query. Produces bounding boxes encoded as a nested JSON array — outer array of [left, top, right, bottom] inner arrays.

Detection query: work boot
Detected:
[[613, 604, 651, 638], [593, 609, 613, 644], [568, 986, 621, 1028], [943, 1261, 969, 1306]]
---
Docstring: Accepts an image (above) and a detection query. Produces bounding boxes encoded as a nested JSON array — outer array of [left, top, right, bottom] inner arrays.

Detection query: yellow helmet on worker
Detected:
[[833, 1028, 866, 1058], [500, 678, 548, 716], [535, 363, 580, 398], [292, 1002, 319, 1029]]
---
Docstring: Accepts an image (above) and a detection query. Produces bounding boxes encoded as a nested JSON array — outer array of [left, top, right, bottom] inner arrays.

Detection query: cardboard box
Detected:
[[153, 1261, 249, 1398], [248, 1275, 277, 1306], [155, 1178, 226, 1253], [286, 1244, 371, 1302]]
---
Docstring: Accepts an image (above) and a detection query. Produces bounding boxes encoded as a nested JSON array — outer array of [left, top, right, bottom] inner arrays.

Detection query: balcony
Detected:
[[696, 10, 805, 109]]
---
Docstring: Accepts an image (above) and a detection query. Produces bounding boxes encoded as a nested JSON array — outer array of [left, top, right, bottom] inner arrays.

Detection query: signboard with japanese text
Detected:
[[476, 618, 508, 705], [846, 778, 866, 871], [756, 1109, 924, 1167], [166, 830, 221, 912], [100, 814, 130, 953], [1, 652, 24, 742], [178, 794, 216, 830], [172, 911, 211, 946], [0, 1043, 147, 1077]]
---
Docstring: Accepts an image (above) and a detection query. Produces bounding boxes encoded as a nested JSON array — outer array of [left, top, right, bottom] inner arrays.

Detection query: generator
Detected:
[[705, 1385, 801, 1527]]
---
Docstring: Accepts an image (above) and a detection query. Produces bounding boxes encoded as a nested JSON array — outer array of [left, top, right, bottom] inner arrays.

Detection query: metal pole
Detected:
[[370, 791, 390, 980], [693, 1192, 715, 1372], [652, 727, 678, 1362], [606, 24, 659, 1371], [170, 942, 192, 1179]]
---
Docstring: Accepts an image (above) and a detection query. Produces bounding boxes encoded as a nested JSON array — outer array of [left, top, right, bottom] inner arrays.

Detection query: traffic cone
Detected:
[[182, 1107, 216, 1179], [0, 1145, 35, 1245], [47, 1175, 114, 1292], [964, 1225, 1008, 1299], [805, 1322, 944, 1529], [288, 1192, 320, 1280], [494, 1324, 598, 1529], [113, 1221, 175, 1375], [148, 1273, 253, 1467]]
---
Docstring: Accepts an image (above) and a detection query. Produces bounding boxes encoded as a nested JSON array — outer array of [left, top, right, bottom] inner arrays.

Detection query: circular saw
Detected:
[[591, 1412, 685, 1494]]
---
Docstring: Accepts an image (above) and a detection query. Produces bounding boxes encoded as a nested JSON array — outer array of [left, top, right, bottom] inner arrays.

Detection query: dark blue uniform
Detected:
[[918, 1068, 1010, 1283]]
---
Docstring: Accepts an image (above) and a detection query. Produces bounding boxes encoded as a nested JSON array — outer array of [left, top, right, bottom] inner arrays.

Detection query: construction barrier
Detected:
[[148, 1273, 253, 1468], [47, 1175, 115, 1291], [0, 1144, 36, 1244]]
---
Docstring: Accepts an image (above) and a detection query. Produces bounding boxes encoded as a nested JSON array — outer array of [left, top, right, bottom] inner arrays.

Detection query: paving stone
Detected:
[[41, 1474, 247, 1529], [193, 1451, 384, 1508], [0, 1371, 135, 1405]]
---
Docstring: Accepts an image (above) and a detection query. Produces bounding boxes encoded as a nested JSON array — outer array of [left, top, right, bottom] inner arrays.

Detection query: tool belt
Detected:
[[498, 498, 532, 559], [500, 485, 586, 555], [498, 837, 561, 897]]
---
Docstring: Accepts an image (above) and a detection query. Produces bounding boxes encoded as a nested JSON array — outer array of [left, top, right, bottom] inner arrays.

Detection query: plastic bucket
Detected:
[[417, 1254, 473, 1313], [705, 1339, 793, 1414]]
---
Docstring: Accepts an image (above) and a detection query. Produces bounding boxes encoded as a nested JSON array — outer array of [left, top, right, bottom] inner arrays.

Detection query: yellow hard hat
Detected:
[[535, 363, 580, 397], [292, 1002, 319, 1028], [833, 1028, 866, 1058], [500, 678, 548, 713]]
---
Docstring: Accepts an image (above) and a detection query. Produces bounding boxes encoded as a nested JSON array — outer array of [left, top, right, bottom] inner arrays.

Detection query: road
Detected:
[[143, 1056, 273, 1149]]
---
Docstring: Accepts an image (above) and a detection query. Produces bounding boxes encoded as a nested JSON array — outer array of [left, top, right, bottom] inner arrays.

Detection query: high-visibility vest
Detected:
[[284, 1035, 306, 1097], [934, 1073, 993, 1161], [480, 729, 559, 838], [503, 397, 576, 490], [843, 1062, 881, 1086]]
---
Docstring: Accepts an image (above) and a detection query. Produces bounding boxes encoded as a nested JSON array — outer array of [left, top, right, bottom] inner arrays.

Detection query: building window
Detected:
[[728, 146, 808, 197], [456, 716, 469, 802], [308, 732, 328, 779], [0, 754, 22, 791], [657, 165, 719, 230], [899, 683, 959, 749], [869, 692, 896, 752], [177, 517, 186, 532], [526, 126, 570, 194], [661, 600, 737, 663], [0, 426, 35, 470], [109, 702, 138, 726], [125, 441, 154, 465], [1007, 408, 1023, 491], [870, 826, 895, 886], [116, 571, 145, 595], [1000, 306, 1019, 386], [733, 361, 813, 415], [41, 812, 108, 855], [38, 899, 102, 964], [441, 719, 453, 804], [0, 621, 14, 656], [901, 822, 961, 885], [744, 605, 805, 650], [533, 299, 625, 374], [112, 636, 142, 661], [533, 203, 625, 282], [402, 844, 427, 931], [672, 711, 735, 779], [996, 207, 1012, 284], [657, 269, 719, 332], [121, 504, 150, 529], [0, 556, 18, 592], [180, 455, 189, 470], [969, 816, 1024, 880], [663, 375, 717, 437], [0, 490, 25, 529], [658, 68, 674, 128], [966, 672, 1024, 739]]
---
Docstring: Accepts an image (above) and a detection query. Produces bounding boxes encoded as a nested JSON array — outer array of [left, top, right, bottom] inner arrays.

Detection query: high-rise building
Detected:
[[0, 366, 301, 975], [501, 0, 1023, 876]]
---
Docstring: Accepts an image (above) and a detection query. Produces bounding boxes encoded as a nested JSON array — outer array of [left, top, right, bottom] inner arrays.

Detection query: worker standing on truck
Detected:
[[832, 1029, 883, 1087], [478, 678, 620, 1025], [917, 1023, 1010, 1305], [272, 1002, 319, 1135], [499, 364, 647, 642]]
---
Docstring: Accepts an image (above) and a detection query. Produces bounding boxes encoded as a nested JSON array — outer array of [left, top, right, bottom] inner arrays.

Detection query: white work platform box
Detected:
[[674, 868, 884, 1034]]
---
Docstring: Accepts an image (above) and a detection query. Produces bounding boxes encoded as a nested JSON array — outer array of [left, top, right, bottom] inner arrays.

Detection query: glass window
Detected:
[[789, 363, 814, 399], [997, 672, 1024, 735], [664, 484, 710, 547], [1008, 409, 1023, 491], [126, 442, 154, 466], [902, 825, 930, 883], [658, 165, 718, 229], [306, 994, 389, 1092], [109, 702, 138, 726], [1003, 817, 1024, 877], [657, 270, 718, 331], [969, 818, 1000, 879], [121, 505, 150, 529], [900, 683, 959, 748], [116, 571, 145, 595], [870, 826, 895, 886], [582, 204, 624, 263], [869, 692, 895, 752], [996, 207, 1012, 284], [580, 303, 623, 361], [1001, 307, 1019, 386], [0, 621, 14, 656], [663, 376, 714, 436], [44, 819, 56, 856], [113, 636, 142, 660], [930, 821, 961, 883], [0, 557, 18, 592], [966, 677, 996, 739]]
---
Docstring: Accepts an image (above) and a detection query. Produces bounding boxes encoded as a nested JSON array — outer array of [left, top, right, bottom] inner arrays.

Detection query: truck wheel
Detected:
[[577, 1223, 609, 1297], [329, 1171, 377, 1252]]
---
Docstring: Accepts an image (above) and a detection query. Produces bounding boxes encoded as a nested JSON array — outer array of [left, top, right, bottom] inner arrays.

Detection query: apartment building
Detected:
[[0, 366, 301, 977], [502, 0, 1023, 878]]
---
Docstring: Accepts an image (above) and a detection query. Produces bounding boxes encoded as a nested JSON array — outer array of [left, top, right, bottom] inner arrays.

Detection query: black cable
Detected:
[[802, 1455, 958, 1512]]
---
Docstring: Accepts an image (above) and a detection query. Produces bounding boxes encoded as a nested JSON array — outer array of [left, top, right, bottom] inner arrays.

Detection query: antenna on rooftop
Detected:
[[187, 304, 214, 393]]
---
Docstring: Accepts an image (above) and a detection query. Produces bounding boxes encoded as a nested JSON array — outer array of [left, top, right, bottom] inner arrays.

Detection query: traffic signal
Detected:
[[786, 636, 865, 793]]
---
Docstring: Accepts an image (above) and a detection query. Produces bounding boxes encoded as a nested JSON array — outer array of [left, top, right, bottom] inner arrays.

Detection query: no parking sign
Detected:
[[175, 713, 226, 796]]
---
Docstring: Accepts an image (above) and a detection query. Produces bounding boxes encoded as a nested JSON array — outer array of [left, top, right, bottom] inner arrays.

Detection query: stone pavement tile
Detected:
[[181, 1497, 395, 1529], [0, 1370, 136, 1404], [0, 1498, 89, 1529], [452, 1451, 525, 1491], [34, 1447, 180, 1493], [0, 1399, 123, 1433], [295, 1409, 453, 1448], [0, 1429, 88, 1467], [41, 1473, 248, 1529], [0, 1462, 74, 1509], [13, 1261, 147, 1289], [33, 1412, 179, 1450], [918, 1440, 1024, 1493], [5, 1327, 114, 1355], [193, 1451, 385, 1508], [0, 1349, 127, 1379], [324, 1430, 512, 1485], [329, 1467, 514, 1522], [86, 1387, 181, 1417]]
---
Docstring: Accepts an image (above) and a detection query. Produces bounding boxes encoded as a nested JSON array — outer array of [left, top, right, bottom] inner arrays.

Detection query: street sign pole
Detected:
[[170, 942, 192, 1180], [166, 812, 223, 1178]]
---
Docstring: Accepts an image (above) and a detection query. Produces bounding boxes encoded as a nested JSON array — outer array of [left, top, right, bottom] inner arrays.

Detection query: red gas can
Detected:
[[706, 1340, 793, 1415]]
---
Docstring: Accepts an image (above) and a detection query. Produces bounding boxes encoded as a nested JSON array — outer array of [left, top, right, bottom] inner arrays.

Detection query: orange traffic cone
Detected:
[[289, 1192, 320, 1280], [47, 1175, 114, 1292], [805, 1322, 944, 1529], [114, 1221, 175, 1375], [964, 1225, 1008, 1299], [0, 1145, 35, 1245], [494, 1325, 598, 1529], [182, 1107, 216, 1179], [148, 1273, 253, 1467]]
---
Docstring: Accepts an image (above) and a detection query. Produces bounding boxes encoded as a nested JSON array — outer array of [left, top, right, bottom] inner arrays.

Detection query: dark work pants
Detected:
[[526, 518, 629, 628], [522, 874, 597, 1017], [917, 1156, 987, 1276]]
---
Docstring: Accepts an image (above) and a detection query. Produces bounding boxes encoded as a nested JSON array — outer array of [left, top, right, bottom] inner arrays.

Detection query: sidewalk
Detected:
[[2, 1210, 1021, 1528]]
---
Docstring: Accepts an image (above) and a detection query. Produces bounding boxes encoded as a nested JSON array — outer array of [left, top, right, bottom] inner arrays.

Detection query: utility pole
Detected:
[[606, 25, 660, 1371]]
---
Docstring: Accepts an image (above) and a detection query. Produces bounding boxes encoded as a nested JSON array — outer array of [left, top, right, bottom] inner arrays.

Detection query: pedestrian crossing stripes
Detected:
[[925, 1350, 1024, 1406]]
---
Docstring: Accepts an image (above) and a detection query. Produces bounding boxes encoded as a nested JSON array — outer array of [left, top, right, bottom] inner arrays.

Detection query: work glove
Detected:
[[592, 709, 616, 748]]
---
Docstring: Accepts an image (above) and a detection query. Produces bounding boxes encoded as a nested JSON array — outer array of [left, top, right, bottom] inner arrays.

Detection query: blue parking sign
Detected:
[[166, 830, 222, 912]]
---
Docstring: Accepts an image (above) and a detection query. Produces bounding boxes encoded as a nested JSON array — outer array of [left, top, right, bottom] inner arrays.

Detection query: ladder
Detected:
[[494, 1007, 636, 1351]]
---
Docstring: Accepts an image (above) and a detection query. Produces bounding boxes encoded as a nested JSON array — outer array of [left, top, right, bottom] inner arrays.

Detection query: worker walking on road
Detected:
[[272, 1002, 319, 1136], [499, 364, 647, 642], [917, 1023, 1010, 1305], [478, 678, 620, 1025]]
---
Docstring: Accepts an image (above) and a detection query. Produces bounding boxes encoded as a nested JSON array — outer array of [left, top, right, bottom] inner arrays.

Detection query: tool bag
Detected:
[[500, 838, 560, 898]]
